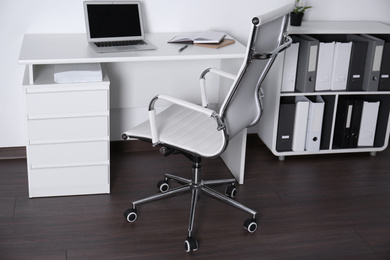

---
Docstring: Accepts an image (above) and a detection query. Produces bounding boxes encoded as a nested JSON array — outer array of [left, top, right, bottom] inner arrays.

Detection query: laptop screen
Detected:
[[84, 1, 145, 42]]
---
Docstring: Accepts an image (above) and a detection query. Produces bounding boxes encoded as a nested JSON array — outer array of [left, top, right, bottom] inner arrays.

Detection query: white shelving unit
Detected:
[[22, 64, 110, 197], [258, 21, 390, 160]]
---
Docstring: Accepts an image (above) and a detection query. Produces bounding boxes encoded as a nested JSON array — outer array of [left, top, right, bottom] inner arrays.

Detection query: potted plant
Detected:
[[290, 0, 312, 26]]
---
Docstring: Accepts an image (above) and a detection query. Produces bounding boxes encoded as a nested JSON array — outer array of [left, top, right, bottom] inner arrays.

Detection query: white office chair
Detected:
[[122, 4, 293, 252]]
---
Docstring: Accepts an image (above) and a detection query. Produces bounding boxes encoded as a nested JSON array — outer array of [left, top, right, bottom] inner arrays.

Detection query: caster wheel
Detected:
[[243, 218, 257, 233], [225, 184, 237, 198], [184, 236, 198, 252], [157, 179, 170, 193], [124, 208, 138, 223]]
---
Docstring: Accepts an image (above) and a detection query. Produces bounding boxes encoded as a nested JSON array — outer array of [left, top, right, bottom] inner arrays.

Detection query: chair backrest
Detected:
[[219, 4, 292, 139]]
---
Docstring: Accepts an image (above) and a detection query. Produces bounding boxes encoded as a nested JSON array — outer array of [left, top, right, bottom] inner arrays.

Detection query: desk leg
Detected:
[[218, 58, 247, 184], [220, 128, 247, 184]]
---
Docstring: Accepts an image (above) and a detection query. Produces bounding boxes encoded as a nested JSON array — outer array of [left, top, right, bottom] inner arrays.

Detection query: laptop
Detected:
[[83, 1, 156, 53]]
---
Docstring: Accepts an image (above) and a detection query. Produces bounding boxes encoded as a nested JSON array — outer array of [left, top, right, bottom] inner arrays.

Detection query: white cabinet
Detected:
[[257, 22, 390, 160], [22, 64, 110, 197]]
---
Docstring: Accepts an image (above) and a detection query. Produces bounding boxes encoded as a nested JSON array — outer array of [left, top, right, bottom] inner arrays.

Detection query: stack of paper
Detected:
[[54, 63, 103, 83]]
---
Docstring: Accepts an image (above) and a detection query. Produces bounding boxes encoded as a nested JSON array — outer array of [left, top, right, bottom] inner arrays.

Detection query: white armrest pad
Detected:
[[157, 94, 215, 117], [148, 94, 216, 145], [199, 68, 236, 107], [208, 68, 236, 80], [199, 78, 208, 107], [149, 109, 158, 144]]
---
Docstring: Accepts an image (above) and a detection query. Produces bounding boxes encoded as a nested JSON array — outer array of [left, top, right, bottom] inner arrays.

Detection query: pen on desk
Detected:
[[178, 44, 188, 52]]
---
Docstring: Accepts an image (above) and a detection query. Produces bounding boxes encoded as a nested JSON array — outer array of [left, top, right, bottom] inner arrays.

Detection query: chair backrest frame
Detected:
[[218, 4, 292, 141]]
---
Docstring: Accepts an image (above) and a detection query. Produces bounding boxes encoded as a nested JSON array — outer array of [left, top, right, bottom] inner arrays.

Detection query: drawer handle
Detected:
[[30, 160, 110, 169], [29, 136, 109, 145], [27, 111, 109, 120]]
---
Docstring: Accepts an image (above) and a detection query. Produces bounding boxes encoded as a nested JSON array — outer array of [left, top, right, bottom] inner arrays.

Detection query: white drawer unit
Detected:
[[22, 64, 110, 197], [25, 88, 108, 116], [26, 115, 109, 142]]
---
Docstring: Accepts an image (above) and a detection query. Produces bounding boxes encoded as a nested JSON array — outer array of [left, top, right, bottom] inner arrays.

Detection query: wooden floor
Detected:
[[1, 134, 390, 259]]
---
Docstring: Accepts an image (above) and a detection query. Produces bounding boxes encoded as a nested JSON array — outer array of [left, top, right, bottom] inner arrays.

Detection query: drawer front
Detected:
[[29, 165, 109, 197], [25, 90, 108, 116], [29, 165, 109, 188], [28, 141, 108, 167], [27, 116, 108, 142]]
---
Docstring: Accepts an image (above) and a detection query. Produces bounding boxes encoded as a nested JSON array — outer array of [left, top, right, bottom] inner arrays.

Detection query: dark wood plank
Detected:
[[0, 159, 29, 197], [0, 197, 15, 218], [0, 135, 390, 259], [0, 147, 26, 160]]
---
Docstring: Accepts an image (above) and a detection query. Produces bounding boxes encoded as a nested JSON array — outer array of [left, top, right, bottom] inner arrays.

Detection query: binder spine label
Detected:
[[308, 45, 318, 72], [346, 105, 353, 128], [373, 45, 383, 71]]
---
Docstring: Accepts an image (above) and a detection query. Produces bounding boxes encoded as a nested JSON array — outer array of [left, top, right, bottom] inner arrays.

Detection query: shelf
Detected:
[[280, 91, 390, 97], [258, 21, 390, 159], [289, 21, 390, 35], [23, 64, 110, 86]]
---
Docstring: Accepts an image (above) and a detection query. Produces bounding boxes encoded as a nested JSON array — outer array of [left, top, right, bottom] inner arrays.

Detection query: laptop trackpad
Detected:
[[116, 46, 136, 51]]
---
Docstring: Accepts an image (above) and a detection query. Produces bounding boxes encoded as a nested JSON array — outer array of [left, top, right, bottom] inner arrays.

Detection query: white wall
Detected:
[[1, 0, 390, 147]]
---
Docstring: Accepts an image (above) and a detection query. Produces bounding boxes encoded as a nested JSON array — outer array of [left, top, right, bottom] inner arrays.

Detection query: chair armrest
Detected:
[[148, 94, 219, 145], [150, 94, 215, 116], [199, 68, 236, 107]]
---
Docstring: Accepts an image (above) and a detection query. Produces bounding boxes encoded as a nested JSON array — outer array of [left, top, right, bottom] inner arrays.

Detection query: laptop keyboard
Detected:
[[95, 40, 147, 47]]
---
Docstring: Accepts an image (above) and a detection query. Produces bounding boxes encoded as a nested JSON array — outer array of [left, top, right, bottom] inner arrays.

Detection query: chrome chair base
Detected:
[[124, 156, 257, 252]]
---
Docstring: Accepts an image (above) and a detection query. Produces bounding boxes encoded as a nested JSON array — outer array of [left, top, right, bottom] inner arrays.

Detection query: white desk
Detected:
[[19, 32, 248, 197]]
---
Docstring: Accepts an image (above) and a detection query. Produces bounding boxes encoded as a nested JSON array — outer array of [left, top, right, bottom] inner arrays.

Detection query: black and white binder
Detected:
[[292, 96, 310, 152], [361, 34, 384, 91], [315, 41, 335, 91], [349, 99, 364, 148], [358, 101, 380, 147], [276, 101, 296, 152], [346, 40, 368, 91], [376, 35, 390, 91], [305, 96, 325, 152], [347, 35, 384, 91], [331, 42, 352, 91], [293, 35, 319, 93], [281, 42, 300, 92], [320, 95, 335, 150], [333, 97, 354, 149]]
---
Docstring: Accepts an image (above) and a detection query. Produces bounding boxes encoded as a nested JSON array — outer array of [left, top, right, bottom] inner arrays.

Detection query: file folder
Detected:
[[348, 35, 384, 91], [320, 95, 336, 150], [305, 96, 325, 152], [379, 41, 390, 90], [293, 35, 319, 93], [276, 101, 296, 152], [292, 96, 310, 152], [362, 34, 384, 91], [331, 42, 352, 91], [349, 99, 364, 148], [358, 101, 380, 147], [333, 97, 354, 149], [378, 37, 390, 90], [315, 42, 335, 91], [372, 96, 390, 147], [281, 42, 300, 92], [373, 34, 390, 91], [346, 40, 368, 91]]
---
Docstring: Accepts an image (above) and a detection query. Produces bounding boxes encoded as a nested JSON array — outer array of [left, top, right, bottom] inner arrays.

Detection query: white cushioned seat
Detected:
[[124, 104, 225, 158]]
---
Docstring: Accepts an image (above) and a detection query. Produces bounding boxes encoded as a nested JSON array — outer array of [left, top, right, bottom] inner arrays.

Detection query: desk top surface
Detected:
[[19, 32, 247, 65]]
